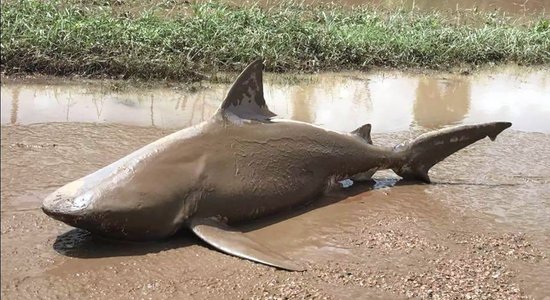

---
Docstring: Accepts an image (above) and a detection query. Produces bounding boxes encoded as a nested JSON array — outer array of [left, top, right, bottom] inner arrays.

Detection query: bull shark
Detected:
[[42, 60, 512, 271]]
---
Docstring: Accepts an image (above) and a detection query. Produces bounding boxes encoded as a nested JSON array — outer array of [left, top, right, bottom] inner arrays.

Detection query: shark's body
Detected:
[[43, 60, 511, 270]]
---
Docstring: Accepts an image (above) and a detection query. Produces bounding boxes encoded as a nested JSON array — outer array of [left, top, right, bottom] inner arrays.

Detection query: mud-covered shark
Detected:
[[42, 60, 511, 271]]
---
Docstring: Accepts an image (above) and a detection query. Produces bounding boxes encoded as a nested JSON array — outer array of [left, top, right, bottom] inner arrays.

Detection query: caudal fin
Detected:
[[392, 122, 512, 183]]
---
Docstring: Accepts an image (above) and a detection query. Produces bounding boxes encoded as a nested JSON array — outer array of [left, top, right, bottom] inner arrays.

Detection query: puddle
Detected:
[[2, 67, 549, 133], [1, 68, 549, 299], [1, 67, 549, 234]]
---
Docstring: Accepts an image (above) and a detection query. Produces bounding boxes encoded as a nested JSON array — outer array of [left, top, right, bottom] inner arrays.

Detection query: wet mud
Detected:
[[2, 68, 550, 299]]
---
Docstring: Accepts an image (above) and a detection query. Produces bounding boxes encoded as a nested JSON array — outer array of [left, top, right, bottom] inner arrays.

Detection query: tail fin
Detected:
[[392, 122, 512, 183]]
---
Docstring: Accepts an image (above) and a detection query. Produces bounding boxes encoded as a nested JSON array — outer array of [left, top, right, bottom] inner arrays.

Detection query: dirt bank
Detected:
[[1, 122, 549, 299]]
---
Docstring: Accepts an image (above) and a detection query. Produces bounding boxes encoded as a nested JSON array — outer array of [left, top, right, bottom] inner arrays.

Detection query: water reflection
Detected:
[[414, 76, 470, 129], [1, 67, 549, 133], [10, 86, 20, 124], [289, 85, 315, 123]]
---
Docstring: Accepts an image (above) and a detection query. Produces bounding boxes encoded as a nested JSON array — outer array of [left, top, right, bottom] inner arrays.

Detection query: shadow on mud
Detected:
[[53, 178, 417, 259], [53, 228, 198, 258], [236, 178, 417, 232]]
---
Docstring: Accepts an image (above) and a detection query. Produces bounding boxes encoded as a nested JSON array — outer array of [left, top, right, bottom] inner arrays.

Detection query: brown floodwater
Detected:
[[2, 67, 549, 133], [1, 67, 549, 299]]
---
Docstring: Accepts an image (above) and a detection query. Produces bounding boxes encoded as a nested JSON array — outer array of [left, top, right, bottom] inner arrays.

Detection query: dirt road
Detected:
[[2, 122, 548, 299]]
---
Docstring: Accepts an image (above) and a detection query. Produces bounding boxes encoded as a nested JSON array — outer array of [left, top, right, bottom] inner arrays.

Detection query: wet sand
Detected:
[[2, 70, 550, 299]]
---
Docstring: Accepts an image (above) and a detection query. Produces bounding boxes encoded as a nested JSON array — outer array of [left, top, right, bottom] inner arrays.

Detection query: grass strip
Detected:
[[1, 0, 549, 80]]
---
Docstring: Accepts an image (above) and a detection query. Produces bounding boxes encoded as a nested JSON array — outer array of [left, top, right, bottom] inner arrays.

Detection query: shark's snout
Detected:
[[41, 205, 79, 226], [42, 182, 183, 241], [42, 187, 94, 227]]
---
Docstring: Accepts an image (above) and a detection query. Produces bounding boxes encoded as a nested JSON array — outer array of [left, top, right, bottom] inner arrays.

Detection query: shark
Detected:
[[43, 60, 512, 271]]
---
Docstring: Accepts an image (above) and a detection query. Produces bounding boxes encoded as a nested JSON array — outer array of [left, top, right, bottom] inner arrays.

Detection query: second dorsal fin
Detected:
[[351, 124, 373, 144], [217, 59, 276, 121]]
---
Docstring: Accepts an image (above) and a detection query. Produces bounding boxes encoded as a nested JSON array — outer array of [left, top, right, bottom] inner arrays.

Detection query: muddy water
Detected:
[[2, 67, 549, 133], [2, 67, 550, 299]]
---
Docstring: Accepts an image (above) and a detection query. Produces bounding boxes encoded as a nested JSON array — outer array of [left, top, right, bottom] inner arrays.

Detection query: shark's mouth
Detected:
[[41, 205, 89, 228]]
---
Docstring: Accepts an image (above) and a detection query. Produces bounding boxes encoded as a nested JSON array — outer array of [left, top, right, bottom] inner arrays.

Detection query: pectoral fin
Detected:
[[190, 218, 304, 271]]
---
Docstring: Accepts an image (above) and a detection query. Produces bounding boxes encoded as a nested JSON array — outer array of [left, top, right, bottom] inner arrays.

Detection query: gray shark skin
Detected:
[[42, 60, 512, 271]]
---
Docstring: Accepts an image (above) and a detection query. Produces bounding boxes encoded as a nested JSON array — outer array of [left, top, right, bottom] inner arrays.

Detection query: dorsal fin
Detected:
[[217, 59, 276, 121], [351, 124, 373, 144]]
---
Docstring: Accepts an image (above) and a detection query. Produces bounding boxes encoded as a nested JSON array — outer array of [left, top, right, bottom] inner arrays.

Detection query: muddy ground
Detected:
[[1, 121, 549, 299]]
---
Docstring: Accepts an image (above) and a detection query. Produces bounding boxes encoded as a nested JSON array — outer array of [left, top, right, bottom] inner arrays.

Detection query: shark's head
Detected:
[[42, 59, 270, 241], [42, 172, 119, 235], [42, 181, 174, 241], [42, 141, 204, 241]]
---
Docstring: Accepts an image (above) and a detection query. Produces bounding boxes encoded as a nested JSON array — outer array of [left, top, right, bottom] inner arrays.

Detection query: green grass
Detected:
[[1, 0, 549, 81]]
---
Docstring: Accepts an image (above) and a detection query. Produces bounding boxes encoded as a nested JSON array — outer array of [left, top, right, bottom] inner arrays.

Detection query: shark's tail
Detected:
[[391, 122, 512, 183]]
